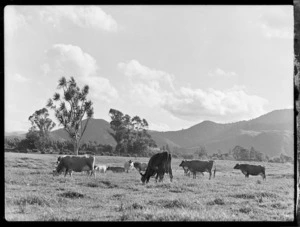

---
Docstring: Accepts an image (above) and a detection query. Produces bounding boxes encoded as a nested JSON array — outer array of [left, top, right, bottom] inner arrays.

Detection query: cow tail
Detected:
[[263, 165, 266, 180], [213, 163, 216, 178]]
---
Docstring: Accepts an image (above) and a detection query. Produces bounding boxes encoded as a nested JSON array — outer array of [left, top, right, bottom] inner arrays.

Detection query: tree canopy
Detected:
[[46, 76, 94, 155]]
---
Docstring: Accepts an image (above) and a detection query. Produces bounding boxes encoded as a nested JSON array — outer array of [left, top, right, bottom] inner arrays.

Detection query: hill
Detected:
[[149, 109, 294, 157], [5, 109, 294, 158]]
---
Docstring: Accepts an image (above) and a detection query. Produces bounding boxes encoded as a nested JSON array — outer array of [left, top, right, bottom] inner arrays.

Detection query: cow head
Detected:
[[179, 160, 185, 167], [129, 160, 134, 169], [53, 169, 59, 176], [140, 172, 147, 184], [233, 164, 240, 169]]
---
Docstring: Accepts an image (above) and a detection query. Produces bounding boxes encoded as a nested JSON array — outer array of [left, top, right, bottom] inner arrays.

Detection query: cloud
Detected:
[[257, 6, 293, 39], [118, 60, 175, 90], [118, 60, 175, 107], [208, 68, 237, 77], [11, 73, 30, 83], [4, 6, 28, 37], [148, 121, 171, 132], [162, 86, 268, 122], [43, 44, 118, 102], [118, 60, 268, 123], [38, 6, 118, 31]]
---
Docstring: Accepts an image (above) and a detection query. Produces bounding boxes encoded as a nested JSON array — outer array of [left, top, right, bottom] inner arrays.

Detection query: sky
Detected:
[[4, 5, 293, 132]]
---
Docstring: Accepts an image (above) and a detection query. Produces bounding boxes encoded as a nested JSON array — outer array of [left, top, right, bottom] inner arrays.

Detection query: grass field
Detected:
[[4, 152, 296, 221]]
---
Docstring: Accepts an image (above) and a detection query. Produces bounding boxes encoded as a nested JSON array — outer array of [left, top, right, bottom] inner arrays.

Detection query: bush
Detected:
[[182, 154, 194, 159]]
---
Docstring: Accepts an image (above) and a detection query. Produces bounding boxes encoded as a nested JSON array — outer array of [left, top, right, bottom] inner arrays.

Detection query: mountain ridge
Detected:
[[5, 109, 294, 157]]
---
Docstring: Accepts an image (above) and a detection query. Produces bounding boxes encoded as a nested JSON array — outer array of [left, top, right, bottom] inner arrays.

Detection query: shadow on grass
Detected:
[[58, 191, 85, 199], [14, 196, 50, 207]]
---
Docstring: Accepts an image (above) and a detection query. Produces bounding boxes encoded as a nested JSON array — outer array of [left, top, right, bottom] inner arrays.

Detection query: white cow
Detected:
[[94, 164, 108, 173], [124, 160, 134, 173]]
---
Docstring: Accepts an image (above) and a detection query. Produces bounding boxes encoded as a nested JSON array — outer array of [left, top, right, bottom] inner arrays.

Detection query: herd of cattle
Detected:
[[53, 151, 266, 184]]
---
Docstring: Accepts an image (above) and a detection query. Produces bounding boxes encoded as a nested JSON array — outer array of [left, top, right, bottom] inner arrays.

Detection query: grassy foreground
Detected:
[[5, 152, 295, 221]]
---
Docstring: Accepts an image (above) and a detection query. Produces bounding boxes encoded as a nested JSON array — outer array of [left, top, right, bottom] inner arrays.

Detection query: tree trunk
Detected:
[[74, 139, 79, 155]]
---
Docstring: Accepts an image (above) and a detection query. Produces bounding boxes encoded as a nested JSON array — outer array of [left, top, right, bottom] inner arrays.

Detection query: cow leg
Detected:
[[193, 172, 196, 179], [246, 173, 249, 178], [91, 170, 96, 178], [159, 174, 164, 182], [209, 171, 212, 180], [155, 173, 159, 183], [260, 173, 266, 180], [64, 169, 68, 177], [169, 168, 173, 182]]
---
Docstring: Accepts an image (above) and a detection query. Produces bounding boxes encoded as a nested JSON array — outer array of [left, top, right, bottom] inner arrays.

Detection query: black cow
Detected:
[[179, 160, 216, 180], [233, 164, 266, 180], [106, 166, 125, 173], [140, 151, 173, 184]]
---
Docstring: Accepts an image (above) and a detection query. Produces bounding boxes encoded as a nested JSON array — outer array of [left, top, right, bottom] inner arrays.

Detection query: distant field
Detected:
[[5, 152, 296, 221]]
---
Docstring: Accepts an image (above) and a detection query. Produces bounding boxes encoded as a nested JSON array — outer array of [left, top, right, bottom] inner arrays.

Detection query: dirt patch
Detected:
[[148, 199, 189, 209], [99, 180, 118, 188], [231, 193, 256, 199], [207, 198, 225, 205], [58, 191, 85, 199], [15, 196, 50, 207], [239, 207, 252, 214]]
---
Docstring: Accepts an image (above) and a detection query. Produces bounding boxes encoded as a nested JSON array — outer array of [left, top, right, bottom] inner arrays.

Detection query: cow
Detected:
[[233, 163, 266, 180], [133, 162, 148, 172], [140, 151, 173, 184], [106, 166, 125, 173], [179, 160, 216, 180], [53, 155, 96, 177], [56, 155, 67, 165], [124, 160, 134, 173], [94, 164, 108, 173]]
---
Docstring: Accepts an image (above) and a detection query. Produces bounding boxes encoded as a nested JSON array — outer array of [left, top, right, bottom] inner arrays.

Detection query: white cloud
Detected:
[[11, 73, 30, 83], [43, 44, 118, 102], [162, 86, 268, 122], [38, 6, 118, 31], [148, 121, 171, 132], [4, 6, 28, 37], [257, 6, 293, 39], [118, 60, 175, 90], [119, 60, 268, 123], [208, 68, 237, 77]]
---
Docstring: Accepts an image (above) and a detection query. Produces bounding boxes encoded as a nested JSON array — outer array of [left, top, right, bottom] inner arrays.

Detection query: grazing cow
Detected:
[[124, 160, 134, 173], [140, 151, 173, 184], [179, 160, 216, 180], [106, 166, 125, 173], [233, 164, 266, 180], [56, 155, 67, 165], [94, 165, 108, 173], [133, 162, 148, 172], [53, 155, 95, 177]]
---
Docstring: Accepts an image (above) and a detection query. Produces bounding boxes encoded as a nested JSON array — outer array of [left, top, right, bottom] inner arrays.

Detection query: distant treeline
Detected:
[[4, 137, 293, 163], [4, 136, 161, 157], [174, 145, 293, 164]]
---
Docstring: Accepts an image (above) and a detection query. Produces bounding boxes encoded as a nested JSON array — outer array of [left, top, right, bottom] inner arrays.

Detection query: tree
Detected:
[[165, 144, 171, 153], [28, 108, 56, 137], [195, 146, 207, 159], [28, 108, 56, 152], [46, 76, 94, 155], [232, 145, 250, 161], [250, 147, 256, 160], [108, 108, 157, 155]]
